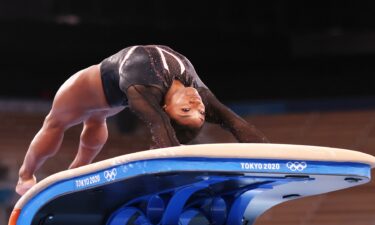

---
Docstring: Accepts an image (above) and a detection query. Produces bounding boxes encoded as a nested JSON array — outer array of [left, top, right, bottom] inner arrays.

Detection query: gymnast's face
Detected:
[[164, 87, 205, 129]]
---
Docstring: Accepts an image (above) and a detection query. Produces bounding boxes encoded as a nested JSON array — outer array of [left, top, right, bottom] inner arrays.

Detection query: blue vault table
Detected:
[[9, 143, 375, 225]]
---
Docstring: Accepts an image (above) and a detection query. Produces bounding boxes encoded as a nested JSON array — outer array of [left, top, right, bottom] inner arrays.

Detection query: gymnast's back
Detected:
[[99, 45, 208, 107]]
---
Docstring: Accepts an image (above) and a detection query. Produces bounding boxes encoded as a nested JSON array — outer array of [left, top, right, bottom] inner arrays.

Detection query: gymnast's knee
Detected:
[[42, 113, 70, 133]]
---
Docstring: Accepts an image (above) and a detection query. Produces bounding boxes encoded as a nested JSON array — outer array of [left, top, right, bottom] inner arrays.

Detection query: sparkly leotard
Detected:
[[99, 45, 267, 147], [100, 45, 207, 107]]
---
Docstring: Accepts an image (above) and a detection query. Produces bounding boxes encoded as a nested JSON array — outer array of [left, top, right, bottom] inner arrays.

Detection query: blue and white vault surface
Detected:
[[9, 143, 375, 225]]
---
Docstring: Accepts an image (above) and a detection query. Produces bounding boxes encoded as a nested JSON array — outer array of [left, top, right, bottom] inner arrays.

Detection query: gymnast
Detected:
[[15, 45, 268, 195]]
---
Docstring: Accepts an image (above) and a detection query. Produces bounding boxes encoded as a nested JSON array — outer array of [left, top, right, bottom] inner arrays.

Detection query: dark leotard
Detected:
[[99, 45, 267, 147], [100, 45, 207, 107]]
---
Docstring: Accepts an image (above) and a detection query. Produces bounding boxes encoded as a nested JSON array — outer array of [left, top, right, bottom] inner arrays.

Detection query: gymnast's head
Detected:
[[163, 86, 205, 130]]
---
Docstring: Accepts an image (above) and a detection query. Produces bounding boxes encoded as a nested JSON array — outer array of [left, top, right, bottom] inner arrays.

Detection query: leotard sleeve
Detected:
[[199, 88, 269, 143], [126, 85, 181, 148]]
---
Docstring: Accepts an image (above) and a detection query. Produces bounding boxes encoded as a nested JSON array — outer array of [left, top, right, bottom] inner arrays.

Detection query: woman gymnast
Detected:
[[16, 45, 268, 195]]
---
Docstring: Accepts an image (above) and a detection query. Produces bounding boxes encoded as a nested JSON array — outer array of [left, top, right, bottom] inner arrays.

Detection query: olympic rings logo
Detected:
[[104, 168, 118, 181], [286, 162, 307, 171]]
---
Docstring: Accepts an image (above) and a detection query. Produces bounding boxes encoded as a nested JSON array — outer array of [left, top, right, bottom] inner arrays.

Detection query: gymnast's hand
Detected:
[[15, 175, 37, 196]]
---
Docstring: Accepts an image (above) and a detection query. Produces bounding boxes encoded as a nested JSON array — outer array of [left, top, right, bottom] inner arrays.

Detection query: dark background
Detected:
[[2, 0, 375, 102]]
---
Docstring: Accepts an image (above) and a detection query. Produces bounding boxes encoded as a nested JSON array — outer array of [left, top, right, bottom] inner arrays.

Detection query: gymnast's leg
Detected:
[[69, 105, 124, 169], [16, 111, 80, 195], [69, 116, 108, 169], [16, 65, 108, 195]]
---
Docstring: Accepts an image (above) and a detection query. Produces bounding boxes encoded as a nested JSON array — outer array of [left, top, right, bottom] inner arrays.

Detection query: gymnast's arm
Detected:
[[126, 85, 180, 148], [199, 88, 269, 143]]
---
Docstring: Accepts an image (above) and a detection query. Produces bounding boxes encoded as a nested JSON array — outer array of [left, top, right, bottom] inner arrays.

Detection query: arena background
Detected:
[[1, 1, 375, 224]]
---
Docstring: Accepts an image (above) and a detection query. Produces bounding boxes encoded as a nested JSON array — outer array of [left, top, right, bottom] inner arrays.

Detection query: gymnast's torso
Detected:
[[100, 45, 208, 107], [97, 45, 262, 145]]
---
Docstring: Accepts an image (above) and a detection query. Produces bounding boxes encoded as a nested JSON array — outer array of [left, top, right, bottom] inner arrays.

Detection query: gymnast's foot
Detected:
[[16, 175, 37, 196]]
